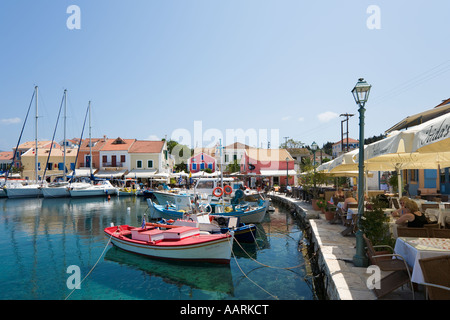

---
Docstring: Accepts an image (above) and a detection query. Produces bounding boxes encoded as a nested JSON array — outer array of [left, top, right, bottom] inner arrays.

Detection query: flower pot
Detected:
[[325, 210, 335, 221], [312, 199, 320, 211]]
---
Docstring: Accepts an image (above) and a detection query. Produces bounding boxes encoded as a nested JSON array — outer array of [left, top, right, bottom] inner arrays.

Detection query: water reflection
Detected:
[[104, 247, 234, 296]]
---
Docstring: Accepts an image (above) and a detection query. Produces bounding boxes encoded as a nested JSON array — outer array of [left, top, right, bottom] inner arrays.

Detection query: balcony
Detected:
[[79, 162, 98, 168], [102, 162, 125, 168]]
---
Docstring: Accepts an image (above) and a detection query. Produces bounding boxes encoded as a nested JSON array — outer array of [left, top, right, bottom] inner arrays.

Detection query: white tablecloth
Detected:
[[394, 237, 450, 284]]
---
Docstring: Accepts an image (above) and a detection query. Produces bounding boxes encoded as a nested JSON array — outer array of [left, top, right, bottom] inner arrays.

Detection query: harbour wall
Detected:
[[268, 193, 340, 300]]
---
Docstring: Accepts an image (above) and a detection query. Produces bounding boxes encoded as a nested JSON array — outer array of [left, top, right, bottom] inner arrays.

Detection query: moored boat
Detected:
[[42, 181, 70, 198], [147, 198, 268, 224], [104, 223, 233, 264], [70, 180, 117, 197], [159, 213, 257, 243]]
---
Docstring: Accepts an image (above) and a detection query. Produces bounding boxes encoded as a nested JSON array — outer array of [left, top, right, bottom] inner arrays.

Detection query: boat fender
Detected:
[[212, 187, 223, 197], [223, 185, 232, 195]]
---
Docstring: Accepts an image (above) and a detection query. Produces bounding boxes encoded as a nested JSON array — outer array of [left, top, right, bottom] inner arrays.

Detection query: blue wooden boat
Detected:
[[147, 198, 268, 224]]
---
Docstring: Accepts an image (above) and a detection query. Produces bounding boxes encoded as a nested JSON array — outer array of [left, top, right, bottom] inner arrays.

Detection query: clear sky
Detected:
[[1, 1, 450, 153]]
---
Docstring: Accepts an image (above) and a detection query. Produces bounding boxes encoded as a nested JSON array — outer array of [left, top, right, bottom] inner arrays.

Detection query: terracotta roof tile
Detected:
[[128, 140, 165, 153]]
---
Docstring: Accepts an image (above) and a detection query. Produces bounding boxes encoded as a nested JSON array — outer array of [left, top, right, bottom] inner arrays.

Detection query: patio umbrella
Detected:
[[410, 112, 450, 153], [350, 116, 450, 195]]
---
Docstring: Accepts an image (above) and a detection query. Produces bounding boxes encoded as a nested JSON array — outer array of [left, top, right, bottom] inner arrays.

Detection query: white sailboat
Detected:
[[69, 179, 117, 197], [42, 89, 70, 198], [6, 86, 45, 199], [68, 102, 117, 198]]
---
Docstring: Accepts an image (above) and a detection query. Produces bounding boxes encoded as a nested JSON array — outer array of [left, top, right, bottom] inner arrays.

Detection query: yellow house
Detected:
[[127, 140, 170, 178], [20, 147, 77, 182]]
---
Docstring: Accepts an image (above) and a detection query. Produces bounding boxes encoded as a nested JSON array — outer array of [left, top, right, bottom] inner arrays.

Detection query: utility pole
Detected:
[[283, 136, 289, 148], [340, 113, 354, 154]]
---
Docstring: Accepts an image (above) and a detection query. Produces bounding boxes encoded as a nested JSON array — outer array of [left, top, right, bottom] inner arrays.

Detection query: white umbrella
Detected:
[[348, 115, 450, 195], [410, 112, 450, 153]]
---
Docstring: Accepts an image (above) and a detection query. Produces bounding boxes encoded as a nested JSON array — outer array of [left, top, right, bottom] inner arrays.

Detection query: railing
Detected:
[[102, 162, 124, 168], [79, 162, 98, 168]]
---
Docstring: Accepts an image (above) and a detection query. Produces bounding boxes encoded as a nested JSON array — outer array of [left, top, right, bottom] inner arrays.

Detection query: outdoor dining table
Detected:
[[394, 237, 450, 284]]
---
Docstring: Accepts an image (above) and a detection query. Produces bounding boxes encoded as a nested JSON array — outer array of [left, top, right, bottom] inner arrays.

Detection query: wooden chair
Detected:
[[328, 206, 344, 225], [418, 255, 450, 300], [397, 227, 430, 238], [424, 223, 440, 235], [431, 228, 450, 238], [341, 203, 358, 236], [363, 234, 414, 299]]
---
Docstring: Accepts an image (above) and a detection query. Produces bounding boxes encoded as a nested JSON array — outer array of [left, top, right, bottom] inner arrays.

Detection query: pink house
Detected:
[[240, 148, 295, 186], [187, 152, 216, 173]]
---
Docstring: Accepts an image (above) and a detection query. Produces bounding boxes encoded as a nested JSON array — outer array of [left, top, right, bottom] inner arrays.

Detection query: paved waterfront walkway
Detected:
[[269, 192, 424, 300]]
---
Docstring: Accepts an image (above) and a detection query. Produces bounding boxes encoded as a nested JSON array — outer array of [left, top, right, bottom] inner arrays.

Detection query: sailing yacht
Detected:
[[67, 101, 117, 198], [42, 89, 70, 198], [69, 179, 117, 197], [5, 86, 45, 199]]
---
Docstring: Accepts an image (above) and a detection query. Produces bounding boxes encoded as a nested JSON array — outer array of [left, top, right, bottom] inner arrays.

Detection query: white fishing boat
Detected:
[[104, 222, 234, 264], [152, 190, 194, 210]]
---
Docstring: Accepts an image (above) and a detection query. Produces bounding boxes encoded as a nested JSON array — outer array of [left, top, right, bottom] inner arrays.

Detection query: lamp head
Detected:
[[352, 78, 371, 105], [311, 141, 318, 151]]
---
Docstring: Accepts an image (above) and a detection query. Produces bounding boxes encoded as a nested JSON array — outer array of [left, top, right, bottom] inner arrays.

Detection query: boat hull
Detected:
[[104, 226, 233, 264], [42, 187, 70, 198], [5, 186, 43, 199], [70, 186, 117, 197], [147, 199, 267, 224]]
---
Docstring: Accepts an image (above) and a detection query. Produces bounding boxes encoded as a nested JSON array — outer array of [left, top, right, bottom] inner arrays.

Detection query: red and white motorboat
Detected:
[[104, 222, 234, 264]]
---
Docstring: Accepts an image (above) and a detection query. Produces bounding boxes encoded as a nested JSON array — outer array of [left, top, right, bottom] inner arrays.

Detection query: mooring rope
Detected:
[[64, 230, 115, 300], [233, 235, 314, 270], [227, 235, 279, 300]]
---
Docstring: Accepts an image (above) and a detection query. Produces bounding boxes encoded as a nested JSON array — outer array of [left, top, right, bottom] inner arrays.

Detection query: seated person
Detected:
[[333, 187, 345, 199], [391, 196, 410, 217], [342, 191, 358, 219], [395, 199, 428, 228]]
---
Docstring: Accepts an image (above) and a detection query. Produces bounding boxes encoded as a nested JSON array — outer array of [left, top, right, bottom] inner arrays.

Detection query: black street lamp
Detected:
[[311, 141, 318, 192], [351, 78, 371, 268]]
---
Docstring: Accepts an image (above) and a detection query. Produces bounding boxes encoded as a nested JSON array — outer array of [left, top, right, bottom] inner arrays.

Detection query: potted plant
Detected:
[[316, 198, 327, 213], [360, 197, 395, 262], [324, 201, 336, 221]]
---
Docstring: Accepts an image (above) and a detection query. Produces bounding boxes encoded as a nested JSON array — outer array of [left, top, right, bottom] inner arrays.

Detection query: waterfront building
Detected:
[[0, 151, 14, 173], [332, 138, 359, 158], [240, 148, 295, 187], [188, 152, 216, 173], [127, 140, 171, 178], [20, 146, 77, 182], [76, 136, 109, 176]]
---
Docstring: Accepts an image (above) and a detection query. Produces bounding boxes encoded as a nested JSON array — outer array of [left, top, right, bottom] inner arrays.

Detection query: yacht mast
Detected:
[[35, 86, 38, 184], [88, 101, 92, 178], [63, 89, 67, 181]]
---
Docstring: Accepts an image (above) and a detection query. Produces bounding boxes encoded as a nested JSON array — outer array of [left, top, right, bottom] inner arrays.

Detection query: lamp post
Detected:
[[311, 141, 318, 193], [351, 78, 371, 268], [286, 157, 289, 186]]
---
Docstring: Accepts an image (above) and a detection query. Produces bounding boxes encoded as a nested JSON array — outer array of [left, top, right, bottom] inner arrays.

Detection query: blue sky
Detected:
[[1, 1, 450, 153]]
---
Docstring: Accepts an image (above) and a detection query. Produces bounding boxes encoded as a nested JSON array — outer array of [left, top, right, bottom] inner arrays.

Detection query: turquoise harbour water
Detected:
[[0, 196, 316, 300]]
